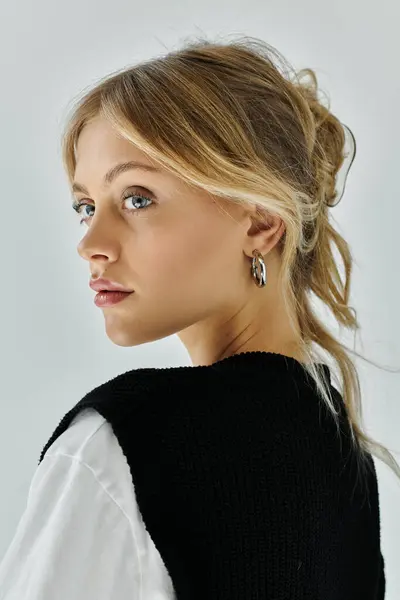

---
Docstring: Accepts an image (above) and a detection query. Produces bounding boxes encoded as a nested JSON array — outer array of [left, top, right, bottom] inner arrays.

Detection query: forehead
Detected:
[[71, 116, 223, 211], [74, 117, 157, 171], [72, 117, 166, 196]]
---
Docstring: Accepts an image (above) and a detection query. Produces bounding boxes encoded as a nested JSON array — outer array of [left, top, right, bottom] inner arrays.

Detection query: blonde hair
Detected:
[[61, 34, 400, 482]]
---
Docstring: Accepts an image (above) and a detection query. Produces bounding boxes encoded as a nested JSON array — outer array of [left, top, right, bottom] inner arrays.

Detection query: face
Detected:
[[73, 115, 266, 358]]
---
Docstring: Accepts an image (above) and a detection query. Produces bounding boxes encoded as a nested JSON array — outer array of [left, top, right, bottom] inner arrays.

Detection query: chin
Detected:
[[109, 337, 136, 348], [103, 323, 155, 348], [102, 322, 135, 347]]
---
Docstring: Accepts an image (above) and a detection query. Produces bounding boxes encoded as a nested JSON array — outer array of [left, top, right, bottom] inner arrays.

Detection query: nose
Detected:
[[76, 231, 116, 263], [75, 208, 124, 263]]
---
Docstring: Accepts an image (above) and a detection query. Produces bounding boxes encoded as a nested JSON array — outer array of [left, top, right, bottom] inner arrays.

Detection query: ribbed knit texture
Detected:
[[39, 351, 385, 599]]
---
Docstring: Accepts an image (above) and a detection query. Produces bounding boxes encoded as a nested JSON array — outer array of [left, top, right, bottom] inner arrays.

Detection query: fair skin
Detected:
[[73, 115, 306, 366]]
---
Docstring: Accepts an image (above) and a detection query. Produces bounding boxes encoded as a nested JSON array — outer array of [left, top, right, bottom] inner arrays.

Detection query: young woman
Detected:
[[0, 35, 397, 599]]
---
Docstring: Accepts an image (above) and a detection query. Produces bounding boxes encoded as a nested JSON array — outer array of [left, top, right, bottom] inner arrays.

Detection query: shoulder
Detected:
[[45, 407, 110, 463], [41, 408, 139, 521]]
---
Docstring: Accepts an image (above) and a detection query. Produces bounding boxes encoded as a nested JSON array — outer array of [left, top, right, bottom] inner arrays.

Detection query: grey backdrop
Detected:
[[0, 0, 399, 596]]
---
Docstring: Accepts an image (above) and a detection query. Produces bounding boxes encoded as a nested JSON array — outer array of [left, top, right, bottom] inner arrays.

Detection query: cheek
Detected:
[[163, 227, 241, 301], [144, 224, 226, 292], [130, 196, 245, 297]]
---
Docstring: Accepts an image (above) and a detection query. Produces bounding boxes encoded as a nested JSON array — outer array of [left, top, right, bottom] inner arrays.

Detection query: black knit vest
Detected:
[[39, 351, 385, 599]]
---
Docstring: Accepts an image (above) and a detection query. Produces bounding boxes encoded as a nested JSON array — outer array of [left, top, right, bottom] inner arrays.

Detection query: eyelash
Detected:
[[72, 188, 154, 225]]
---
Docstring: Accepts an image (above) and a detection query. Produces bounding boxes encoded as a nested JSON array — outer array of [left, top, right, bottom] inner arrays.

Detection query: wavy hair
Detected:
[[61, 34, 400, 482]]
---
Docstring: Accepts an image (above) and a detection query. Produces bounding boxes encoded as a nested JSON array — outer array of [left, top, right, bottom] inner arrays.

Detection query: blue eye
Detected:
[[72, 189, 154, 226]]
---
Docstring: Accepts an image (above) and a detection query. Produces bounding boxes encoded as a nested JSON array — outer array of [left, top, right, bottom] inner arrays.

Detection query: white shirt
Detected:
[[0, 408, 177, 600]]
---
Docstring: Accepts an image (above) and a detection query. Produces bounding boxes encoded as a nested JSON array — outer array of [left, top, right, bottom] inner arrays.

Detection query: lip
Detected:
[[94, 290, 133, 307], [89, 277, 134, 293]]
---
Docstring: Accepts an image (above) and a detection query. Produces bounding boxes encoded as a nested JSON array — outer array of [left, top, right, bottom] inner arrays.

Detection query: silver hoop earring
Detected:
[[251, 249, 267, 287]]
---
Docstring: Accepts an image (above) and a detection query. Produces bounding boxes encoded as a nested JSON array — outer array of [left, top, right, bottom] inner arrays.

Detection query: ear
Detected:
[[243, 205, 286, 258]]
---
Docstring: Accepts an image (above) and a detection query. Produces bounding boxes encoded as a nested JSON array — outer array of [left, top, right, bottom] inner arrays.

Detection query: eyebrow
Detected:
[[71, 161, 161, 195]]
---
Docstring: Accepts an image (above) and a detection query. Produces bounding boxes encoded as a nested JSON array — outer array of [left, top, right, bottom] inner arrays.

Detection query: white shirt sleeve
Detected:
[[0, 451, 142, 600]]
